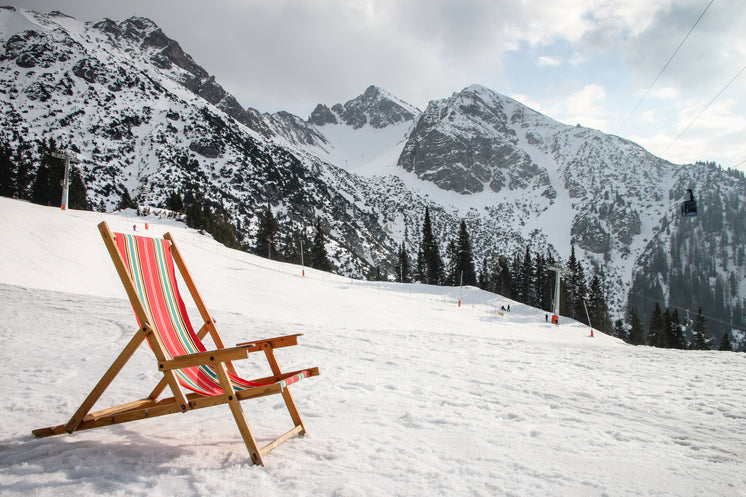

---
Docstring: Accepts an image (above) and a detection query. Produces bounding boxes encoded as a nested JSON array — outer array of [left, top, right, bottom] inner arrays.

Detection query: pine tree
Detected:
[[667, 309, 686, 349], [613, 318, 628, 341], [543, 251, 556, 311], [0, 140, 12, 197], [718, 331, 733, 351], [648, 302, 665, 347], [521, 246, 535, 306], [166, 190, 184, 212], [13, 142, 33, 199], [565, 248, 588, 324], [255, 202, 279, 260], [565, 245, 588, 322], [444, 239, 457, 286], [67, 166, 90, 210], [394, 241, 411, 283], [512, 252, 524, 302], [628, 307, 646, 345], [656, 308, 671, 348], [116, 187, 137, 211], [279, 230, 299, 264], [533, 252, 548, 311], [497, 255, 513, 298], [310, 217, 333, 272], [31, 139, 64, 207], [484, 254, 512, 298], [691, 308, 712, 350], [418, 207, 442, 285], [587, 275, 612, 334], [478, 256, 489, 290], [454, 220, 477, 286], [184, 192, 207, 230]]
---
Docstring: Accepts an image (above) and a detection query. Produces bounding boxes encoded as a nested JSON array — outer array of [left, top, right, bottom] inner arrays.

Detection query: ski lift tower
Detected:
[[548, 265, 572, 325], [51, 150, 78, 211]]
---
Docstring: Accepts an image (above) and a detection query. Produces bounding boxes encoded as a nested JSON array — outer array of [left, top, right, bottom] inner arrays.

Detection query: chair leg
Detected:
[[226, 397, 265, 466], [262, 347, 308, 434], [213, 362, 264, 465], [281, 388, 307, 435]]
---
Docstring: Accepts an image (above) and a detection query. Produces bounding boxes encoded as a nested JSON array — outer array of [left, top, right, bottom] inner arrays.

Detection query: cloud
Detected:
[[568, 51, 585, 66], [634, 97, 746, 165], [10, 0, 746, 171], [537, 56, 561, 67], [650, 87, 679, 100], [639, 110, 656, 124], [513, 84, 612, 131], [621, 0, 746, 95], [560, 84, 611, 129]]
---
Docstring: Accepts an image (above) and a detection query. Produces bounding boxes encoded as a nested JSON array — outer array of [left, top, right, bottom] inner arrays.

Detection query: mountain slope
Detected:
[[0, 7, 399, 276], [1, 7, 744, 340]]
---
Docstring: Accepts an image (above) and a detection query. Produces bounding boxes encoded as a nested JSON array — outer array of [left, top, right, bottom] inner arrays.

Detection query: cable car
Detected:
[[680, 188, 697, 217]]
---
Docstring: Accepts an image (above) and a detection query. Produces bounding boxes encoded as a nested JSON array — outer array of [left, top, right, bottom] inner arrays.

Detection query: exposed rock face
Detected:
[[397, 85, 549, 195], [309, 104, 338, 126], [571, 213, 611, 254], [310, 85, 418, 129]]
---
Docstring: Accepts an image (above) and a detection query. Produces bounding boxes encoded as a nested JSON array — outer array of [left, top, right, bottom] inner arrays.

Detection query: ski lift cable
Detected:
[[660, 62, 746, 156], [617, 0, 714, 134], [627, 290, 745, 332]]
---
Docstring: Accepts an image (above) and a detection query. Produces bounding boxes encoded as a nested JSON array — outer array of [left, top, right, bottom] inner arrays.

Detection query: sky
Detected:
[[11, 0, 746, 170]]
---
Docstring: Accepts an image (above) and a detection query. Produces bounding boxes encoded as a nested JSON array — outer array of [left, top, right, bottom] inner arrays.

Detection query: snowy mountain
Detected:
[[1, 7, 744, 340]]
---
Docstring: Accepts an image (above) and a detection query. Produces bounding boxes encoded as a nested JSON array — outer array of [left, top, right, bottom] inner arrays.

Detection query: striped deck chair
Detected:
[[33, 221, 319, 465]]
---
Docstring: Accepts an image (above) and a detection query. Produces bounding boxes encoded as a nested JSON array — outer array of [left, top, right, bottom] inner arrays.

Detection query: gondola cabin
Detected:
[[681, 188, 697, 217]]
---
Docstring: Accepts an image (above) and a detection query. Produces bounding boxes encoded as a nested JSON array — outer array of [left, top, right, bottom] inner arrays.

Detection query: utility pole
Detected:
[[299, 237, 305, 277], [51, 150, 78, 211], [548, 265, 572, 325]]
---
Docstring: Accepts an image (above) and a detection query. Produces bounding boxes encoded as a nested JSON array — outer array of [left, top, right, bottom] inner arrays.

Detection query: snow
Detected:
[[312, 121, 414, 176], [1, 200, 745, 496], [0, 7, 45, 37]]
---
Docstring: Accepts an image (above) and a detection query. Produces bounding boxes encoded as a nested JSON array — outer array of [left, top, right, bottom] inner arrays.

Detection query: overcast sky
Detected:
[[12, 0, 746, 170]]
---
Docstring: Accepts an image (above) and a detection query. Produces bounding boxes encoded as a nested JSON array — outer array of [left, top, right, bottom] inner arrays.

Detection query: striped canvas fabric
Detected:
[[114, 233, 309, 396]]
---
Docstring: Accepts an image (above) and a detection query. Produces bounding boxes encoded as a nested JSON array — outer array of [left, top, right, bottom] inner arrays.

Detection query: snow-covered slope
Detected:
[[1, 197, 745, 497]]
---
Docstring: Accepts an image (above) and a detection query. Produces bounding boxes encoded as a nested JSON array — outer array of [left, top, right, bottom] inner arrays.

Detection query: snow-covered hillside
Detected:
[[1, 197, 744, 496]]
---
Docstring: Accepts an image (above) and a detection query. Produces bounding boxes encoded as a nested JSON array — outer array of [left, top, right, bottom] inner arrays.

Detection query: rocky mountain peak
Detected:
[[309, 85, 419, 129], [398, 84, 548, 195]]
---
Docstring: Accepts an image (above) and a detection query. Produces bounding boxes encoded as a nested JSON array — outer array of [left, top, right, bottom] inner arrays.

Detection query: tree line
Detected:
[[400, 207, 741, 351], [394, 207, 613, 333], [0, 137, 90, 210], [249, 201, 333, 272], [622, 304, 737, 351]]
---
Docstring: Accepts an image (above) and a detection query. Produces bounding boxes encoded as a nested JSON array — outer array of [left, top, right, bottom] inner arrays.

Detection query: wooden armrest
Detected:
[[159, 345, 250, 371], [236, 333, 303, 351]]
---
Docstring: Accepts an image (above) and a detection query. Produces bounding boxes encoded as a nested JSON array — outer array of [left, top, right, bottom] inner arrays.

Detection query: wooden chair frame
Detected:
[[33, 221, 319, 465]]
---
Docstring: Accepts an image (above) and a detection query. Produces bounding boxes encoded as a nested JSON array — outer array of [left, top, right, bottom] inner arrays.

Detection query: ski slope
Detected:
[[0, 197, 744, 497]]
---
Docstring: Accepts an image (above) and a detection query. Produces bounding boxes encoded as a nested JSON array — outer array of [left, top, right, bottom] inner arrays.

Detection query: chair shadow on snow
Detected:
[[2, 424, 270, 494]]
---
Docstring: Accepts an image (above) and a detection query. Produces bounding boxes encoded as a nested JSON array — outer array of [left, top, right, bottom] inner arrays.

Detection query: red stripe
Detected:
[[114, 232, 309, 396]]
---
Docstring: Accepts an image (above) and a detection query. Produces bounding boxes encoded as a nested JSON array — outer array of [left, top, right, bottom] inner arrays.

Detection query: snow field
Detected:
[[0, 197, 744, 496]]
